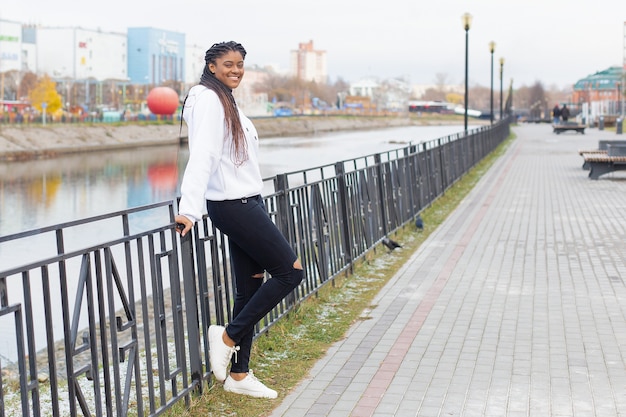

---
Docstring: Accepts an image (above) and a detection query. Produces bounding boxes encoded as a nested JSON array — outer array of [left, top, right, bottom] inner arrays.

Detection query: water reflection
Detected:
[[0, 124, 463, 236], [0, 145, 184, 236]]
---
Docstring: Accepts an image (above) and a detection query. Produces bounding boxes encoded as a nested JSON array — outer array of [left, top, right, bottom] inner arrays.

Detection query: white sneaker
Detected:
[[208, 325, 239, 382], [224, 370, 278, 399]]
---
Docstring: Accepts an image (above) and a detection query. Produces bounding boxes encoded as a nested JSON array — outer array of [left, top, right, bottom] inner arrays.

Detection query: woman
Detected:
[[175, 41, 304, 399]]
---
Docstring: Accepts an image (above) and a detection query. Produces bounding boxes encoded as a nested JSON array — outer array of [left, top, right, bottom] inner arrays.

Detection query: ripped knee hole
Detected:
[[252, 260, 302, 278]]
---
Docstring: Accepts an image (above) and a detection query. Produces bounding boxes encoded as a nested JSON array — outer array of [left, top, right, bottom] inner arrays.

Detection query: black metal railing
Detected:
[[0, 118, 511, 416]]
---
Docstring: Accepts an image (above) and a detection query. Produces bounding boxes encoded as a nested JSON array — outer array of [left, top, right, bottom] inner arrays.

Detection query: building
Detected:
[[349, 78, 378, 98], [127, 27, 185, 86], [21, 25, 36, 73], [35, 26, 127, 81], [571, 66, 623, 124], [184, 43, 205, 85], [290, 40, 327, 83], [0, 19, 22, 73], [0, 17, 298, 116]]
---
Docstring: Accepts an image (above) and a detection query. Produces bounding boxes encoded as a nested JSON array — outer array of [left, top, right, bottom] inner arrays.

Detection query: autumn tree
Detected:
[[445, 92, 463, 105], [29, 75, 63, 114]]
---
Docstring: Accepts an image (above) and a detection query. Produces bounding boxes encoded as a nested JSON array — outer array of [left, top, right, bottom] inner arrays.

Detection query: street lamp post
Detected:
[[499, 57, 504, 119], [462, 13, 472, 133], [489, 41, 495, 124], [620, 70, 626, 116]]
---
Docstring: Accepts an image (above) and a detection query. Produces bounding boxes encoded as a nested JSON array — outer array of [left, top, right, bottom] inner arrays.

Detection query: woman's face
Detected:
[[208, 50, 245, 89]]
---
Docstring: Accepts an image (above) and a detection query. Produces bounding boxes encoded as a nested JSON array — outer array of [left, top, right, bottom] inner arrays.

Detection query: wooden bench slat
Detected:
[[582, 155, 626, 162], [578, 149, 606, 156]]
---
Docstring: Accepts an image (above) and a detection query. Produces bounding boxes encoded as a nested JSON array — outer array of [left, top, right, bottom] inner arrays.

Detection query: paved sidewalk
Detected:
[[269, 124, 626, 417]]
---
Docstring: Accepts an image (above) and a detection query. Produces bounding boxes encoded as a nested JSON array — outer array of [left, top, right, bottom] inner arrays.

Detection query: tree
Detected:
[[513, 81, 548, 119], [445, 92, 463, 105], [19, 72, 38, 100], [434, 73, 448, 91], [421, 87, 446, 101], [29, 75, 63, 114], [2, 70, 21, 100], [253, 72, 350, 110]]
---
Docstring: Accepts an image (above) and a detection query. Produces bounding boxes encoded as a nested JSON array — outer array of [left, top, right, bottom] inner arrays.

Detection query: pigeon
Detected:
[[415, 214, 424, 230], [382, 237, 402, 251]]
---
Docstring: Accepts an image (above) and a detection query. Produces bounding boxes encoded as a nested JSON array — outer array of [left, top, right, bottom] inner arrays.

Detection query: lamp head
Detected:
[[499, 57, 505, 66], [462, 13, 472, 31], [489, 41, 496, 53]]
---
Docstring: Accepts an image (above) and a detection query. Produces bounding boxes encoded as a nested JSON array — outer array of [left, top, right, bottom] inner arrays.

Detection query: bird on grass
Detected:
[[382, 237, 402, 251], [415, 214, 424, 230]]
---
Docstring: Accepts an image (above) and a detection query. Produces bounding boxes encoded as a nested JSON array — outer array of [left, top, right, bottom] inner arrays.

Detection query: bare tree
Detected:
[[434, 73, 448, 91], [253, 73, 349, 109], [18, 72, 38, 101], [421, 87, 446, 102], [2, 70, 21, 100]]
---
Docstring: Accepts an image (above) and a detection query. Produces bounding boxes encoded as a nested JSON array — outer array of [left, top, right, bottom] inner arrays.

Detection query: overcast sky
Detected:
[[2, 0, 624, 90]]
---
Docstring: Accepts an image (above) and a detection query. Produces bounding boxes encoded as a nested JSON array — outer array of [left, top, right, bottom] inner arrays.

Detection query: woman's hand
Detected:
[[174, 215, 193, 236]]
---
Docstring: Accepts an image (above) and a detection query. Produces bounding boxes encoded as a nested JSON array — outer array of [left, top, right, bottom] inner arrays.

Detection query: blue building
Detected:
[[127, 28, 185, 85]]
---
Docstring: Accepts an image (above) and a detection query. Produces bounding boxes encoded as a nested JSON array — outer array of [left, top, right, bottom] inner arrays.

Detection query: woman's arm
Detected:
[[177, 88, 226, 227]]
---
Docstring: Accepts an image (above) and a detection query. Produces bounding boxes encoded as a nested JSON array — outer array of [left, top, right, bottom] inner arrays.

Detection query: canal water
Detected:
[[0, 124, 463, 362], [0, 124, 463, 236]]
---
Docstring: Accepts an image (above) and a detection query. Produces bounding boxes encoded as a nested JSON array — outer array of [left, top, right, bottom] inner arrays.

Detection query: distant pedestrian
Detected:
[[552, 104, 561, 125], [561, 104, 570, 122]]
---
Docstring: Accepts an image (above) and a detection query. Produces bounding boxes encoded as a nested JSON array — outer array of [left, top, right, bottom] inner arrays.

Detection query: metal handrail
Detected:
[[0, 118, 511, 416]]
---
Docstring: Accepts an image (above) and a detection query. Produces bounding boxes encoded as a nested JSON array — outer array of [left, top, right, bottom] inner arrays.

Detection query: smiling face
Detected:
[[208, 50, 245, 90]]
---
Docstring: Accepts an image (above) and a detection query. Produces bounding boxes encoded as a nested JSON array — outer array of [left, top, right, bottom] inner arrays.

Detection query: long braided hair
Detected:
[[198, 41, 248, 166]]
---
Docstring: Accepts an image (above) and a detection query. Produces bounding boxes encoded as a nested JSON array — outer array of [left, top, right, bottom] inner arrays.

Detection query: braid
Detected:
[[199, 41, 248, 166]]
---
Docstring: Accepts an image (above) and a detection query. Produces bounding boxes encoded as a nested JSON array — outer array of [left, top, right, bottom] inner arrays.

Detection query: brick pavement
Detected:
[[269, 124, 626, 417]]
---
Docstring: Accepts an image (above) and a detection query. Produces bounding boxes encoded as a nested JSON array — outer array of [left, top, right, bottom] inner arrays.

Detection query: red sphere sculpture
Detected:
[[146, 87, 179, 115]]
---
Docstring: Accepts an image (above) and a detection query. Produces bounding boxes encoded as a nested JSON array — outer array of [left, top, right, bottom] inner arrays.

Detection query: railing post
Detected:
[[274, 174, 291, 237], [273, 173, 297, 304], [179, 228, 203, 392], [334, 162, 353, 270], [0, 276, 6, 307], [438, 138, 446, 192], [403, 147, 417, 220], [374, 154, 388, 236]]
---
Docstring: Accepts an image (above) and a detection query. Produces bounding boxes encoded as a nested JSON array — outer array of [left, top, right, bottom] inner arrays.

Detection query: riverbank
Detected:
[[0, 114, 471, 162]]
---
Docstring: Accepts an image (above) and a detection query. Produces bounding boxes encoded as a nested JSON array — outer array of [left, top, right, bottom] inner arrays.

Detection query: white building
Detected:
[[349, 78, 379, 98], [0, 18, 22, 72], [184, 42, 205, 85], [35, 27, 127, 81], [290, 40, 327, 84]]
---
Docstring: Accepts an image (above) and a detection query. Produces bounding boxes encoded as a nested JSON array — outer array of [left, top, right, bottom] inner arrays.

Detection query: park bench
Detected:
[[554, 122, 586, 134], [578, 140, 626, 169], [582, 144, 626, 179]]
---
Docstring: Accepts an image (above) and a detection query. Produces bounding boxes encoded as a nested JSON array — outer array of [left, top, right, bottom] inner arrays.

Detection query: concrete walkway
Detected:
[[269, 123, 626, 417]]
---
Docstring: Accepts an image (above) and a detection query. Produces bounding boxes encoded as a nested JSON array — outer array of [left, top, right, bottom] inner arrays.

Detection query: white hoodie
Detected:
[[177, 84, 263, 223]]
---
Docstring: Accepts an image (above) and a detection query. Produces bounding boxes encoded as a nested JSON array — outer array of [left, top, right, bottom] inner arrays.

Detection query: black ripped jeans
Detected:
[[207, 195, 303, 373]]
